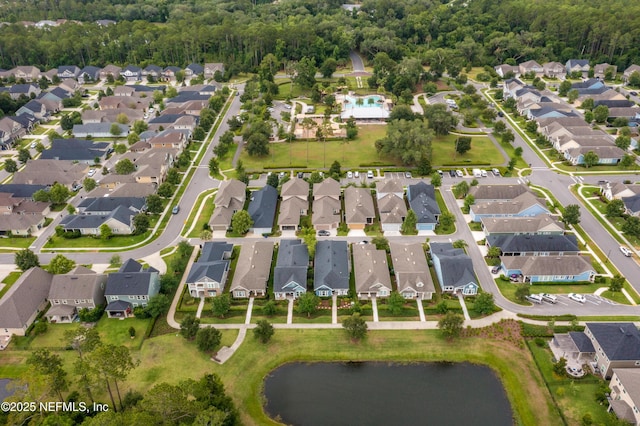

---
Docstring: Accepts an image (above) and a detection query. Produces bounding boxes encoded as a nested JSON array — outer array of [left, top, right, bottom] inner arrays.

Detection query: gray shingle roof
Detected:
[[248, 185, 278, 229], [274, 239, 308, 292], [314, 240, 349, 292], [0, 184, 47, 198], [105, 271, 155, 296], [0, 267, 53, 330], [487, 234, 578, 253], [200, 241, 233, 262], [186, 262, 228, 284], [78, 197, 146, 214], [407, 182, 440, 223], [430, 242, 477, 288], [569, 331, 595, 353], [587, 323, 640, 360], [469, 184, 530, 201]]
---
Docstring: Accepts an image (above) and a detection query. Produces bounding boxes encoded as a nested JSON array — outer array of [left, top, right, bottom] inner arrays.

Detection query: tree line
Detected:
[[0, 0, 639, 76]]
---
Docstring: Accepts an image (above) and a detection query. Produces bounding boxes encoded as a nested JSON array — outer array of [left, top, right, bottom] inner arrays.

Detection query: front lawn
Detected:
[[431, 134, 505, 166], [0, 236, 36, 250]]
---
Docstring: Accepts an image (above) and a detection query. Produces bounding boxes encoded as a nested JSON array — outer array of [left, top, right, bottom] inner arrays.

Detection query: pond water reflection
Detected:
[[264, 362, 513, 426]]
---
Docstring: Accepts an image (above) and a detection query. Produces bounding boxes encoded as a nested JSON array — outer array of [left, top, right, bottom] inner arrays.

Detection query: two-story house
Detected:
[[186, 242, 232, 298], [104, 259, 160, 318], [46, 266, 107, 323]]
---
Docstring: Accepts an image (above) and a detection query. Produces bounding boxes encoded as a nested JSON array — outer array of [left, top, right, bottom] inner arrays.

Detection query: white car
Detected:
[[620, 246, 633, 257], [568, 293, 586, 303], [347, 171, 353, 179], [354, 171, 360, 178], [367, 170, 374, 179], [87, 169, 96, 177], [455, 170, 464, 177]]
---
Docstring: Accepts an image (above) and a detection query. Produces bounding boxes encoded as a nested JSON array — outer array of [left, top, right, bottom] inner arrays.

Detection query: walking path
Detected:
[[245, 297, 254, 324], [166, 246, 200, 328], [196, 298, 205, 319], [458, 293, 471, 321], [332, 294, 338, 324], [371, 296, 379, 322], [417, 299, 426, 322], [287, 298, 294, 324], [215, 327, 247, 364]]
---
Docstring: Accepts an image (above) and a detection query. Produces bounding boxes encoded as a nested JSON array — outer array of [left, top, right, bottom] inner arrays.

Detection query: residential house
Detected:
[[407, 182, 440, 231], [0, 267, 53, 344], [584, 323, 640, 379], [494, 64, 519, 78], [378, 193, 407, 232], [9, 66, 41, 82], [273, 239, 309, 300], [543, 62, 566, 78], [564, 145, 626, 166], [623, 65, 640, 82], [623, 195, 640, 216], [469, 184, 531, 203], [469, 192, 550, 222], [566, 59, 590, 76], [312, 178, 341, 231], [0, 213, 45, 236], [16, 99, 47, 120], [481, 215, 564, 237], [57, 65, 80, 80], [46, 266, 107, 323], [8, 84, 41, 100], [120, 148, 177, 184], [60, 205, 137, 236], [248, 185, 278, 235], [229, 241, 274, 298], [601, 182, 640, 201], [82, 107, 144, 124], [314, 240, 349, 297], [375, 179, 403, 200], [77, 197, 146, 215], [96, 19, 116, 26], [528, 107, 576, 121], [519, 60, 543, 76], [73, 122, 129, 138], [500, 255, 595, 283], [78, 66, 101, 84], [555, 135, 613, 154], [352, 243, 392, 299], [0, 116, 27, 146], [40, 138, 111, 163], [487, 234, 578, 256], [278, 178, 309, 231], [344, 186, 375, 229], [147, 130, 188, 151], [0, 184, 47, 199], [429, 242, 478, 295], [13, 160, 88, 188], [209, 179, 246, 231], [99, 65, 122, 80], [185, 63, 204, 78], [186, 242, 232, 298], [148, 114, 198, 133], [608, 108, 640, 121], [204, 63, 225, 79], [609, 369, 640, 425], [113, 86, 135, 97], [163, 66, 182, 81], [142, 65, 163, 81], [104, 259, 160, 318], [390, 242, 435, 300], [120, 65, 142, 81]]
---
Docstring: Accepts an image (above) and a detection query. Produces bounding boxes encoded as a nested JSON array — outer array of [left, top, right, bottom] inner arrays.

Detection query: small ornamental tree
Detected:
[[438, 311, 464, 340], [180, 314, 200, 340], [296, 292, 319, 318], [253, 319, 275, 344], [196, 327, 222, 352], [15, 248, 40, 271], [342, 314, 368, 342], [211, 294, 231, 318]]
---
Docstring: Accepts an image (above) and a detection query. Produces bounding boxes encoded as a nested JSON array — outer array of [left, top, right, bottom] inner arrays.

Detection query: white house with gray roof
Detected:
[[314, 240, 349, 297], [609, 369, 640, 425], [407, 182, 440, 231], [481, 215, 564, 237], [186, 242, 232, 298], [352, 243, 392, 299]]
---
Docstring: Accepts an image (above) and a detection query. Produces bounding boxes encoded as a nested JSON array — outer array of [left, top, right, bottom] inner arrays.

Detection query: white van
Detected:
[[472, 168, 482, 178], [527, 294, 543, 304], [481, 170, 488, 177]]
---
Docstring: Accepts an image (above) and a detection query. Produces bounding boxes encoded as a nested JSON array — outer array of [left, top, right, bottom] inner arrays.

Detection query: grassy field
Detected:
[[0, 236, 36, 250], [429, 134, 505, 166], [184, 189, 217, 238], [239, 125, 393, 170]]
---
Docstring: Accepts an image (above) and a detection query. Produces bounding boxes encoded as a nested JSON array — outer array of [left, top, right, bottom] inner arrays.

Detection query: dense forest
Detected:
[[0, 0, 638, 77]]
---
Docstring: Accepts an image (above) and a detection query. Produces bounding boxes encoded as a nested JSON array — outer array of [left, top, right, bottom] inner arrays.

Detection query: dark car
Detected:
[[448, 170, 456, 177], [491, 266, 501, 274], [497, 111, 504, 117], [297, 172, 304, 178], [631, 91, 638, 96]]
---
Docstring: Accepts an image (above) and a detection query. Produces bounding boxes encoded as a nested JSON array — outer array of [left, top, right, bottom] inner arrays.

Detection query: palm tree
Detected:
[[486, 246, 501, 258], [452, 239, 468, 250], [356, 97, 364, 107]]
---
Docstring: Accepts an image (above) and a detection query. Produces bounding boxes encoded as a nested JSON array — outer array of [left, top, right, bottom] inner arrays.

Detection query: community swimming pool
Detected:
[[344, 95, 384, 108]]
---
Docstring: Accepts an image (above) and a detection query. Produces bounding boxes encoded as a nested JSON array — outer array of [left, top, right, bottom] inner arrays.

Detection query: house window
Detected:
[[110, 296, 118, 301], [379, 290, 389, 296], [236, 291, 246, 298]]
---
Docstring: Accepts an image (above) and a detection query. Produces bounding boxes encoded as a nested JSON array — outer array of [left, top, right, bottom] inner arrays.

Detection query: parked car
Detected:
[[87, 169, 96, 177], [455, 170, 464, 177], [347, 171, 353, 179], [497, 111, 504, 117], [448, 170, 456, 177], [72, 184, 82, 191], [284, 104, 292, 109], [405, 171, 412, 178], [359, 240, 369, 245], [279, 171, 286, 178], [540, 293, 557, 304], [30, 142, 37, 149], [527, 294, 543, 304], [481, 170, 488, 177], [631, 91, 638, 96], [297, 172, 304, 178], [620, 246, 633, 257], [172, 205, 180, 214], [492, 168, 501, 176], [568, 293, 586, 303], [317, 230, 330, 237], [367, 170, 374, 179], [491, 266, 501, 274], [354, 171, 360, 178], [437, 170, 444, 177]]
